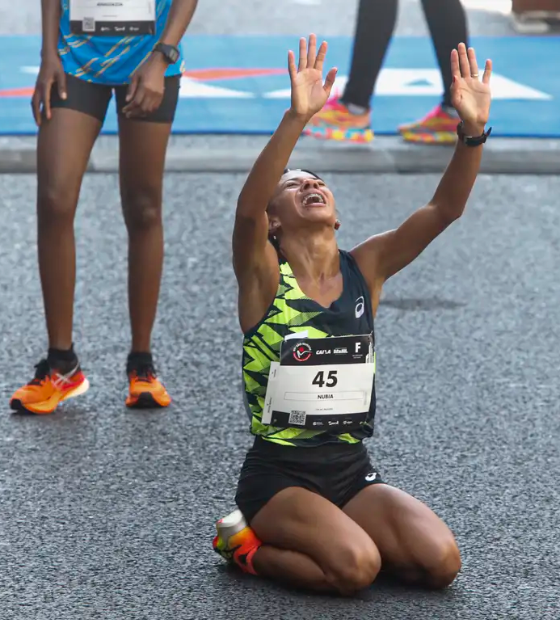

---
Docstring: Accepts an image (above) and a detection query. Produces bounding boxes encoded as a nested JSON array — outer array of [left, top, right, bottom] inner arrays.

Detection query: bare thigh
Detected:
[[251, 486, 382, 594], [37, 108, 102, 218], [343, 484, 462, 588]]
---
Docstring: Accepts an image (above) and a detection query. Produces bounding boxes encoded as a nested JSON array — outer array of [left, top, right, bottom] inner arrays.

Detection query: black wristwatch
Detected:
[[153, 42, 180, 65], [456, 121, 492, 147]]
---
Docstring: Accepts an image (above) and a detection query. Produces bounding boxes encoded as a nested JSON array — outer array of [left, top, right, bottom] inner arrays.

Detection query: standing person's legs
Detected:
[[341, 0, 398, 111], [114, 75, 180, 409], [10, 75, 110, 414], [421, 0, 469, 110], [398, 0, 469, 143], [304, 0, 398, 143]]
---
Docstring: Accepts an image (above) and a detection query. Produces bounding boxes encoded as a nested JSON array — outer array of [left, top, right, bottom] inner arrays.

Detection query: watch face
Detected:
[[169, 48, 179, 63]]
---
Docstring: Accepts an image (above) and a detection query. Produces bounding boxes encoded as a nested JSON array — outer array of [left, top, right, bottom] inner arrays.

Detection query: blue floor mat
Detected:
[[0, 35, 558, 137]]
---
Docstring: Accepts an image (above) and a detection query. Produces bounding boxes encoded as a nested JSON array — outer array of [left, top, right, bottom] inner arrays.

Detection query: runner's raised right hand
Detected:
[[31, 53, 67, 126], [288, 34, 337, 122]]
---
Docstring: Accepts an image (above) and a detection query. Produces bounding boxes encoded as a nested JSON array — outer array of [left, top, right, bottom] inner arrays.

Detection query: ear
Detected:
[[268, 217, 281, 238]]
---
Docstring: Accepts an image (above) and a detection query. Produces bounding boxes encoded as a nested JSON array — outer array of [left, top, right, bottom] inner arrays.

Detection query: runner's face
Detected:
[[271, 171, 336, 232]]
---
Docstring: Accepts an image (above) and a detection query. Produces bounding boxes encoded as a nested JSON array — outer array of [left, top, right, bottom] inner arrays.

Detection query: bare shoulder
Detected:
[[350, 234, 392, 317], [236, 241, 281, 334], [350, 233, 389, 284]]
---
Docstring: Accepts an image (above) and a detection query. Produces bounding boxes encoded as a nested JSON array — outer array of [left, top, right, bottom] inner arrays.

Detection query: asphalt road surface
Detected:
[[1, 172, 559, 620]]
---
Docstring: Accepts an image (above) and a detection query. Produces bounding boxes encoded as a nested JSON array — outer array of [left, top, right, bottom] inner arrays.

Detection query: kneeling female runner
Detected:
[[213, 34, 492, 595]]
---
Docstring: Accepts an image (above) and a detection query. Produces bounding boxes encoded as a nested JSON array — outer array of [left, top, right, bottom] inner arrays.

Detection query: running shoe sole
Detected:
[[126, 392, 169, 409], [304, 127, 374, 143], [401, 133, 457, 144]]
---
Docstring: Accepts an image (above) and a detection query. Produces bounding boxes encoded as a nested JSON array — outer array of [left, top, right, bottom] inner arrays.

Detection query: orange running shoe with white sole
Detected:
[[10, 359, 90, 415], [213, 509, 262, 575], [125, 354, 171, 409], [304, 99, 374, 143], [398, 104, 459, 144]]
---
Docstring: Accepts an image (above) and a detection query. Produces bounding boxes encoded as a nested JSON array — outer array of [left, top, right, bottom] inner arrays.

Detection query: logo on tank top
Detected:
[[355, 296, 365, 319]]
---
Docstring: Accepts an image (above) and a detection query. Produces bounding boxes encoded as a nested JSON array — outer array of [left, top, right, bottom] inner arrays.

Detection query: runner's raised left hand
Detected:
[[450, 43, 492, 134], [288, 34, 337, 121]]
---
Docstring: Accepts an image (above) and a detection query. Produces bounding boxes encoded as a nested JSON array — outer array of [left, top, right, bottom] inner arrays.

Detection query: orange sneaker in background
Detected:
[[10, 359, 89, 414], [125, 353, 171, 409]]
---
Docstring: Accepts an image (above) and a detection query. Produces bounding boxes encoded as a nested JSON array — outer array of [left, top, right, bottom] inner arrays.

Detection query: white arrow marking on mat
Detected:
[[178, 76, 253, 98], [265, 69, 553, 101]]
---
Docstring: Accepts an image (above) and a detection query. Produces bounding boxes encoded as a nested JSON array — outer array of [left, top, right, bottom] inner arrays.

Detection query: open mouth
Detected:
[[302, 192, 326, 207]]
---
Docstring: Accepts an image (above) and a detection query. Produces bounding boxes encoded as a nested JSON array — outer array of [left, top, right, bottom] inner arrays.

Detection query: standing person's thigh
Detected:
[[115, 75, 180, 218], [251, 487, 381, 592], [343, 484, 461, 589], [38, 75, 110, 215]]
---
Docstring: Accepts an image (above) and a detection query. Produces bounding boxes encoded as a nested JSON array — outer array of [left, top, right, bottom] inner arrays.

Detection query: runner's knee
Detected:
[[122, 189, 162, 231], [37, 180, 79, 226], [420, 536, 461, 589], [325, 539, 381, 594]]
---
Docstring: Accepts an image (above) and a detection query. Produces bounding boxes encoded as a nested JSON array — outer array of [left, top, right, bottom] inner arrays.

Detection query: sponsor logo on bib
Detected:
[[293, 342, 312, 362]]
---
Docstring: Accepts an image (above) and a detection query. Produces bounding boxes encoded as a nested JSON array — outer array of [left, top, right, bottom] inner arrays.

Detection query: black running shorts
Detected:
[[235, 436, 385, 524], [48, 73, 181, 124]]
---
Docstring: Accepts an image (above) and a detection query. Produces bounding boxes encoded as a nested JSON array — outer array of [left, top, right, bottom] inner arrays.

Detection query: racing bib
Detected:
[[69, 0, 156, 36], [262, 334, 375, 432]]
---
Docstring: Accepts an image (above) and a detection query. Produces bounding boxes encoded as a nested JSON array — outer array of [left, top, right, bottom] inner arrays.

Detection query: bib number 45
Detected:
[[312, 370, 338, 388]]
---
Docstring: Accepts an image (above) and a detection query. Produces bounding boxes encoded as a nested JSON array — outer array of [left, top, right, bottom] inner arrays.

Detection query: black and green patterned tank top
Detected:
[[242, 250, 376, 447]]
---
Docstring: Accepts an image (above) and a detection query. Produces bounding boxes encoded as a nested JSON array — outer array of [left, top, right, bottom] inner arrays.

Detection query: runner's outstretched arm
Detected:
[[233, 35, 337, 280], [352, 44, 493, 286]]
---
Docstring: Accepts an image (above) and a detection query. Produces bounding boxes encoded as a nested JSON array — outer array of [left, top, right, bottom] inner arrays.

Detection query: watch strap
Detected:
[[456, 121, 492, 146], [153, 42, 179, 64]]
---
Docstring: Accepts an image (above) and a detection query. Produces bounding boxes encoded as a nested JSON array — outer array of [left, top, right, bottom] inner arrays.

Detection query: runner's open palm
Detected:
[[289, 34, 337, 120], [450, 43, 492, 128]]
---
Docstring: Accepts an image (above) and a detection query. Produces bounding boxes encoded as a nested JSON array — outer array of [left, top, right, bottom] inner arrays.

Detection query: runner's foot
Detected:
[[304, 99, 374, 143], [398, 104, 459, 144], [213, 509, 262, 575], [10, 357, 89, 414], [125, 352, 171, 409]]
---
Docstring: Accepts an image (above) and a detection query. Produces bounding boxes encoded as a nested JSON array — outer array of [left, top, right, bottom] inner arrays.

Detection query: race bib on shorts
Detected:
[[262, 334, 375, 432], [69, 0, 156, 35]]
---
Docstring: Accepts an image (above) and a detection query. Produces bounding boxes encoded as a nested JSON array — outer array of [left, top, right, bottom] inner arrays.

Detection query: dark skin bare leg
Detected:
[[342, 484, 462, 589], [249, 487, 381, 595], [37, 109, 102, 350], [117, 118, 172, 353], [247, 485, 460, 593]]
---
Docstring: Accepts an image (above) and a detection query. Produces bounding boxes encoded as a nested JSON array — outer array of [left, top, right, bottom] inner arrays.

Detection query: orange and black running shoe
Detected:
[[10, 359, 90, 415], [213, 509, 262, 575], [125, 353, 171, 409]]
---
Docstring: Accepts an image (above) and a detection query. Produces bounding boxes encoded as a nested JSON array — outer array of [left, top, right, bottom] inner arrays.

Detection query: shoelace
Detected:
[[130, 362, 156, 383], [29, 359, 51, 385]]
